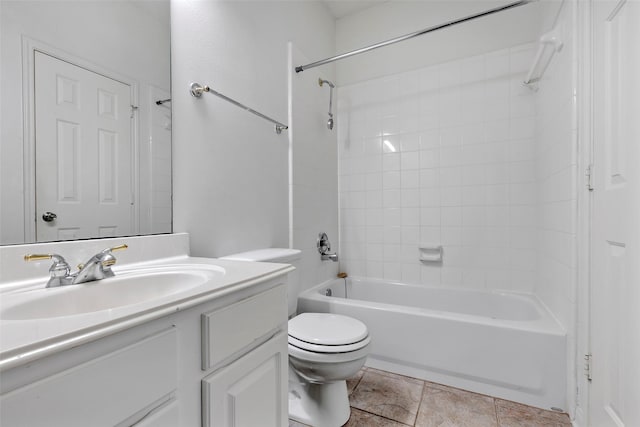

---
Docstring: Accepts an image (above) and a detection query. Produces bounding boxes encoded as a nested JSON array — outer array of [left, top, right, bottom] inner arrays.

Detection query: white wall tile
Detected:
[[383, 171, 401, 190], [336, 43, 571, 298], [401, 152, 420, 170], [401, 170, 420, 189]]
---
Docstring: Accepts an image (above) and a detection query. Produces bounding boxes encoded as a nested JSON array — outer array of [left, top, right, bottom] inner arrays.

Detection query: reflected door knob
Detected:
[[42, 212, 57, 222]]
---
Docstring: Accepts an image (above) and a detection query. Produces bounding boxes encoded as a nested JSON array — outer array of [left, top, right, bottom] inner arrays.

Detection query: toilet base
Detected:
[[288, 372, 350, 427]]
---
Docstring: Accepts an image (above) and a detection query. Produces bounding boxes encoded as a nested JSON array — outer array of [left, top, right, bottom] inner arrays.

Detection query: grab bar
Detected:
[[190, 82, 288, 134], [523, 29, 563, 88]]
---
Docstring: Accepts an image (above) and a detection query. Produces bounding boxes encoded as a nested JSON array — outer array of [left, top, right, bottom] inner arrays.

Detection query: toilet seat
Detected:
[[288, 313, 370, 353], [288, 335, 371, 353]]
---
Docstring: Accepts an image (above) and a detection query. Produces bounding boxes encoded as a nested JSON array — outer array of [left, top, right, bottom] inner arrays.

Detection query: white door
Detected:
[[590, 0, 640, 425], [35, 51, 133, 242]]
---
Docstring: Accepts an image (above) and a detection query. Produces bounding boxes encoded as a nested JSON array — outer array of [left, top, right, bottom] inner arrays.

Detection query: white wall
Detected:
[[337, 44, 538, 291], [0, 1, 171, 244], [335, 0, 542, 85], [534, 0, 578, 417], [171, 1, 336, 258], [290, 45, 340, 293]]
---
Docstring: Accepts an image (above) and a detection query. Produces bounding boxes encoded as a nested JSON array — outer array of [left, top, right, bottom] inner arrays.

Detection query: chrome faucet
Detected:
[[317, 232, 339, 262], [24, 244, 128, 288], [73, 244, 128, 284]]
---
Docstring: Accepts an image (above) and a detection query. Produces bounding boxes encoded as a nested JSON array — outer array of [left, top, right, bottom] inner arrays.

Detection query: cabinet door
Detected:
[[202, 332, 287, 427], [128, 401, 179, 427]]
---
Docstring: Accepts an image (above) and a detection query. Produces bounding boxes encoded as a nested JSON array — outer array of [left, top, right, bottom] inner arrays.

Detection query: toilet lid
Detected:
[[288, 313, 368, 346]]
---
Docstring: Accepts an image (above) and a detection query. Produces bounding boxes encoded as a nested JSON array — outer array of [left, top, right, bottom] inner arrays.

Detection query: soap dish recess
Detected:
[[419, 245, 443, 263]]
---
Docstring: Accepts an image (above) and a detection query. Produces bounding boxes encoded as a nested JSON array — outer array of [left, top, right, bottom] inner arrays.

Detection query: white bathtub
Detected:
[[297, 277, 566, 410]]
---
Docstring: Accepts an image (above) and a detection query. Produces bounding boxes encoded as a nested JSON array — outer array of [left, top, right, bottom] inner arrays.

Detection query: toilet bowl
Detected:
[[219, 248, 371, 427], [288, 312, 370, 426]]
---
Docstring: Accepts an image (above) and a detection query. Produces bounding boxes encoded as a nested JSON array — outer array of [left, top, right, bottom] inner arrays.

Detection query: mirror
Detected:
[[0, 0, 171, 245]]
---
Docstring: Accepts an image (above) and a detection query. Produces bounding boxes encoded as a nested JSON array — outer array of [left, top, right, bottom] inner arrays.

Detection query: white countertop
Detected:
[[0, 255, 293, 371]]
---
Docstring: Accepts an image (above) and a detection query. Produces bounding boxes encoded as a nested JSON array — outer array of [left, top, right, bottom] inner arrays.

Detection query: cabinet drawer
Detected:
[[0, 328, 177, 427], [202, 284, 286, 370]]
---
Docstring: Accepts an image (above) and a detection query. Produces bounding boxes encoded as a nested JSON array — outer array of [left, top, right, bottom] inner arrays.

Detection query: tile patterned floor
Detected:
[[290, 367, 572, 427]]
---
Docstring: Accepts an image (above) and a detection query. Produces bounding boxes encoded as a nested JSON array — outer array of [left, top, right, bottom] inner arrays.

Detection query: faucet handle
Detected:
[[24, 253, 71, 279], [76, 244, 127, 270], [100, 244, 127, 267], [24, 253, 57, 262], [102, 243, 128, 254], [98, 243, 127, 269]]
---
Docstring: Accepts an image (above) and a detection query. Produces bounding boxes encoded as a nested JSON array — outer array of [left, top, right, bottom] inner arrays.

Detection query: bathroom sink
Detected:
[[1, 265, 225, 320]]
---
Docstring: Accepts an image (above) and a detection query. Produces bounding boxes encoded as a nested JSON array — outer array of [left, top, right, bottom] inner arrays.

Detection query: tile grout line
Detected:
[[351, 407, 415, 427], [348, 368, 423, 426], [493, 398, 501, 427], [410, 379, 427, 426]]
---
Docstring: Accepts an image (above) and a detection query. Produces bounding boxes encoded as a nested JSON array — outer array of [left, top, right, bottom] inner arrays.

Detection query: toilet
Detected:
[[219, 248, 370, 427]]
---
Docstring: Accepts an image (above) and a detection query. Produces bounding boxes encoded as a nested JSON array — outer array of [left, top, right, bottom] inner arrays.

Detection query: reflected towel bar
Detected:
[[295, 0, 537, 73], [190, 82, 288, 134]]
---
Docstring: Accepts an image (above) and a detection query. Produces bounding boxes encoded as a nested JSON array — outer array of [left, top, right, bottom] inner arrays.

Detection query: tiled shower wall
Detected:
[[535, 0, 578, 416], [337, 44, 538, 292], [534, 0, 577, 338]]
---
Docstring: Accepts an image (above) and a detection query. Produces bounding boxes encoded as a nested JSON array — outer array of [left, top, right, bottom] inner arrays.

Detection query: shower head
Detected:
[[327, 116, 334, 130]]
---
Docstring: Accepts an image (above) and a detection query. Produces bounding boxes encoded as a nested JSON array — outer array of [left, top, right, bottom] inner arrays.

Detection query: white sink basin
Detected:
[[1, 265, 225, 320]]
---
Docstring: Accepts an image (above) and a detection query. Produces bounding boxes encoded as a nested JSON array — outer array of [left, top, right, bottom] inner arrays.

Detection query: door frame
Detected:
[[575, 0, 594, 425], [21, 37, 140, 242]]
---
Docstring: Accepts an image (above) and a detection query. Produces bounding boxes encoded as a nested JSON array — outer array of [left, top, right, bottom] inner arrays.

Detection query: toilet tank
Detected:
[[218, 248, 302, 317]]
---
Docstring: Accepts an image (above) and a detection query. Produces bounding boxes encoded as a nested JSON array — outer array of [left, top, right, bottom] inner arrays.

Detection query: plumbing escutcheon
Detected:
[[317, 232, 331, 254]]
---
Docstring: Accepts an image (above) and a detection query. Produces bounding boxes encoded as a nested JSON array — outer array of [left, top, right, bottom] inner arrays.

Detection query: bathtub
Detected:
[[297, 277, 566, 410]]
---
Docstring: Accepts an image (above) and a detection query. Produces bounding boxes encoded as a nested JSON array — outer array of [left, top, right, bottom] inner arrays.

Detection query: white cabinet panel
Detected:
[[129, 400, 179, 427], [0, 328, 177, 427], [202, 332, 288, 427], [201, 285, 287, 370]]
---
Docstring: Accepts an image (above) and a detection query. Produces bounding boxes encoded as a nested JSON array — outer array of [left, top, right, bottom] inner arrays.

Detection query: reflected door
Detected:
[[590, 0, 640, 425], [35, 51, 133, 241]]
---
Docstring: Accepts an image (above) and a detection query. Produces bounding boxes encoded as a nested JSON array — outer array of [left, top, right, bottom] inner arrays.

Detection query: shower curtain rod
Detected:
[[295, 0, 536, 73]]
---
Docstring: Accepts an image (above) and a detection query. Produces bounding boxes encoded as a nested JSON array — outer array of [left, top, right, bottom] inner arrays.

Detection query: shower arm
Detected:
[[319, 78, 335, 118]]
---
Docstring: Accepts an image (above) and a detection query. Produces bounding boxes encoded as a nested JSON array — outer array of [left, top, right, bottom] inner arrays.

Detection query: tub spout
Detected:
[[321, 253, 339, 262]]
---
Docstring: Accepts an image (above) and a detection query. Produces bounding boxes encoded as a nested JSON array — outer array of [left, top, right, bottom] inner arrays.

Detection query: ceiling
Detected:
[[322, 0, 388, 18]]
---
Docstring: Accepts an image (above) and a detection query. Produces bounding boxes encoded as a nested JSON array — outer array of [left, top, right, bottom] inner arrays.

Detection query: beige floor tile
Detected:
[[288, 420, 311, 427], [415, 383, 498, 427], [349, 369, 424, 425], [347, 368, 367, 395], [366, 368, 424, 383], [344, 408, 409, 426], [495, 399, 571, 427]]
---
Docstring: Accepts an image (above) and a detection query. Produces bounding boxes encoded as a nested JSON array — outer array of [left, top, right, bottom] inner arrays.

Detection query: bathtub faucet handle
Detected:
[[317, 232, 339, 262]]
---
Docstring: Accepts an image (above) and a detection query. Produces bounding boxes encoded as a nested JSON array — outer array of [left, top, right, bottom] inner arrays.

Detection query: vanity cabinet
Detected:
[[202, 332, 288, 427], [200, 283, 288, 427], [0, 328, 179, 426], [0, 278, 289, 427]]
